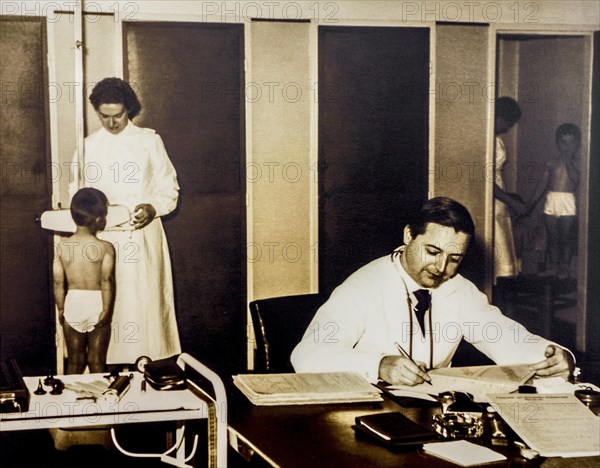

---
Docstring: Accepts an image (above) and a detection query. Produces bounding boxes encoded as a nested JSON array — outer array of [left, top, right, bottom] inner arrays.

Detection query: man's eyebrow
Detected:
[[424, 243, 466, 257]]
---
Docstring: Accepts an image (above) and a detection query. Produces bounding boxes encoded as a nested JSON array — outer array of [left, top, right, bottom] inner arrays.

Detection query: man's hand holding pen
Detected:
[[378, 342, 433, 386]]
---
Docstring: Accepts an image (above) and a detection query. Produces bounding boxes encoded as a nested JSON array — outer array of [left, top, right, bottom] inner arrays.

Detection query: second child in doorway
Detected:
[[528, 123, 581, 278]]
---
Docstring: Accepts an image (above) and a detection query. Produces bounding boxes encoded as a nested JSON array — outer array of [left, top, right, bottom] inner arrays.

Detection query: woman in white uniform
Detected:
[[69, 77, 181, 364], [493, 97, 525, 283]]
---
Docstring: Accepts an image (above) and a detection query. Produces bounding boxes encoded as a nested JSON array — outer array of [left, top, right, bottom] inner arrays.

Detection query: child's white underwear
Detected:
[[64, 289, 102, 333], [544, 191, 576, 217]]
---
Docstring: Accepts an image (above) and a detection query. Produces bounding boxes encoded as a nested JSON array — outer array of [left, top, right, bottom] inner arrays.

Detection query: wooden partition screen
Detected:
[[124, 22, 246, 375], [0, 17, 54, 374], [318, 26, 430, 296]]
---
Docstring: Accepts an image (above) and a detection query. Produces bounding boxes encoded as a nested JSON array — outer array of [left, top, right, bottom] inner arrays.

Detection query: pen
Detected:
[[394, 341, 432, 385]]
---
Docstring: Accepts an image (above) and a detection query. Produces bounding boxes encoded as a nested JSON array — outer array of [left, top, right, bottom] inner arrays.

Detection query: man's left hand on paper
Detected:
[[131, 203, 156, 229], [530, 344, 574, 379]]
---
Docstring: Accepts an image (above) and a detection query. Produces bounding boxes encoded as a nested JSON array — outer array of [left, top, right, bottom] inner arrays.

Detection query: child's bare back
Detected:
[[57, 233, 114, 290]]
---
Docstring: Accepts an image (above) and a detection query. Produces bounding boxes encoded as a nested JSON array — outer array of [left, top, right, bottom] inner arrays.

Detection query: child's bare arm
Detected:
[[96, 242, 116, 329], [52, 249, 66, 324], [527, 162, 551, 210], [494, 185, 527, 215]]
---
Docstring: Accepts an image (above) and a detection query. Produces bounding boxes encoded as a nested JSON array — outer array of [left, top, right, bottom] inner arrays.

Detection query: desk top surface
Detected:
[[1, 373, 207, 431], [227, 382, 600, 468]]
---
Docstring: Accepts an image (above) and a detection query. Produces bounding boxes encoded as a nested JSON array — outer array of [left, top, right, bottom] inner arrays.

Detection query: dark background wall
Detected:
[[0, 17, 54, 375]]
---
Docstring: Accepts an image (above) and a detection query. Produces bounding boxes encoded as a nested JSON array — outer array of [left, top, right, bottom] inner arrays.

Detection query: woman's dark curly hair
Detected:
[[89, 77, 142, 119]]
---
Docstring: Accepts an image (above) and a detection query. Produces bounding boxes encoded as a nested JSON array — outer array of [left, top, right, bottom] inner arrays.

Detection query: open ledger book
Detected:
[[233, 372, 382, 406], [387, 364, 536, 402]]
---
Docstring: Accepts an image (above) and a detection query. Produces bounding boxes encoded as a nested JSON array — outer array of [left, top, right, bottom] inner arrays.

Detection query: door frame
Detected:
[[492, 27, 595, 352]]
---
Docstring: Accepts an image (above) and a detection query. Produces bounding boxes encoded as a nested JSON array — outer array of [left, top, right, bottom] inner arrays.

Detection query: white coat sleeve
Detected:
[[459, 281, 571, 365], [148, 134, 180, 217], [290, 283, 386, 383]]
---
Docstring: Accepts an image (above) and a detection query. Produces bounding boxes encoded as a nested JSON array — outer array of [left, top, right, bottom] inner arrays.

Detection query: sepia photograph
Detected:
[[1, 1, 599, 466]]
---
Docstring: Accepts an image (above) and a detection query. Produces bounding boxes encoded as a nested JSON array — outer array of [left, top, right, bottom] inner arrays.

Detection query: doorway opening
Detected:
[[494, 33, 592, 351]]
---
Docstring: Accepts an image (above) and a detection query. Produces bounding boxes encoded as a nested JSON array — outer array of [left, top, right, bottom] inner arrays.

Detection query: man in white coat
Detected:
[[291, 197, 573, 385], [68, 77, 180, 365]]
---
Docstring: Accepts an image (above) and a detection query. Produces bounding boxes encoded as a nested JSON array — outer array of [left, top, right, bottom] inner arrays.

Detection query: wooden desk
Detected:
[[227, 385, 600, 468]]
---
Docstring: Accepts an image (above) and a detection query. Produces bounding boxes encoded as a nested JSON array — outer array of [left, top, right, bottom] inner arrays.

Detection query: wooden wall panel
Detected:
[[318, 26, 430, 296], [124, 22, 246, 375], [0, 17, 53, 375], [434, 23, 490, 290]]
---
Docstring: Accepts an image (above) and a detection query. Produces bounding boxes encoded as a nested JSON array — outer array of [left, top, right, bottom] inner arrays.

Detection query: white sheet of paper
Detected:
[[423, 440, 506, 466], [389, 389, 438, 402], [487, 393, 600, 458], [533, 376, 600, 394]]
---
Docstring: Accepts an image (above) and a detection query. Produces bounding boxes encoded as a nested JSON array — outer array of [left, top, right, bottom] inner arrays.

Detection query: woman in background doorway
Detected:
[[493, 97, 527, 283]]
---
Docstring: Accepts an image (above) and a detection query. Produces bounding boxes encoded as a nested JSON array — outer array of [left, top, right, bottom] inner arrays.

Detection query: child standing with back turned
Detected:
[[53, 188, 116, 374], [529, 123, 581, 278]]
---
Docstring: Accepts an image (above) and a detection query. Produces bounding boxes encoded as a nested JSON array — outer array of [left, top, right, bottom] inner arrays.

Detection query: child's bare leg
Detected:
[[63, 322, 87, 374], [87, 324, 111, 373], [544, 214, 560, 274], [556, 216, 576, 277]]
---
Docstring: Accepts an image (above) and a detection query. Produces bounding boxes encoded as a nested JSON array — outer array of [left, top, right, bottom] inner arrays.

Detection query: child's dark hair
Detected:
[[71, 188, 108, 228], [555, 123, 581, 144], [89, 77, 142, 119]]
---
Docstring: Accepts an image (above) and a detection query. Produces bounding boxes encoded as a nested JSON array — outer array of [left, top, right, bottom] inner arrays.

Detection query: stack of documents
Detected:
[[487, 393, 600, 458], [233, 372, 382, 406]]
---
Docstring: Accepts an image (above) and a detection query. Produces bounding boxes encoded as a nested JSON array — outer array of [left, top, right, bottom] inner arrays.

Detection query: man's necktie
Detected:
[[413, 289, 431, 336]]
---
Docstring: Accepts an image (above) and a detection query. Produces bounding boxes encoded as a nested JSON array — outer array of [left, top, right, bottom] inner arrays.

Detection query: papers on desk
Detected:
[[423, 440, 506, 466], [487, 393, 600, 458], [388, 364, 535, 402], [233, 372, 383, 406], [533, 376, 600, 394]]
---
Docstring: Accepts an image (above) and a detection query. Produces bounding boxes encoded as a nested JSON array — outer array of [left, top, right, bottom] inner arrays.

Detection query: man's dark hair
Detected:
[[89, 77, 142, 119], [409, 197, 475, 239], [495, 96, 521, 126], [71, 188, 108, 228], [555, 123, 581, 144]]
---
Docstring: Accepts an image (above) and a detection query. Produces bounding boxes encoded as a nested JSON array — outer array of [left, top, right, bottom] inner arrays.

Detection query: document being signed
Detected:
[[387, 364, 535, 402]]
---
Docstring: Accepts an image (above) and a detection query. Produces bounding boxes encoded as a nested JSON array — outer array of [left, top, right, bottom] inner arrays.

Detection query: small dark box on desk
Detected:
[[0, 360, 30, 413], [354, 411, 438, 446]]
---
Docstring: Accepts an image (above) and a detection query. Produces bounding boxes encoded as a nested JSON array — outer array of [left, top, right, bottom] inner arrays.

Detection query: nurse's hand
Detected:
[[132, 204, 156, 229]]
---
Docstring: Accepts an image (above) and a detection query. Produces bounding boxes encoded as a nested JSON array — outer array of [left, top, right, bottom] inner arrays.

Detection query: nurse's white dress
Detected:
[[70, 122, 181, 363], [494, 136, 520, 282]]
